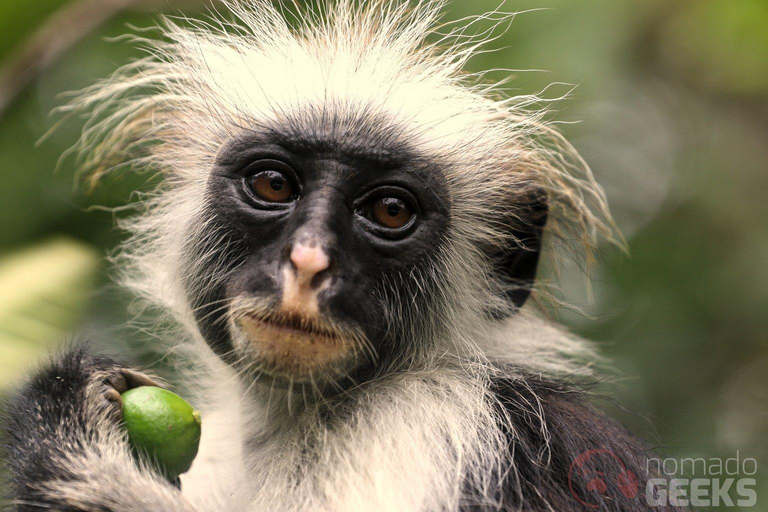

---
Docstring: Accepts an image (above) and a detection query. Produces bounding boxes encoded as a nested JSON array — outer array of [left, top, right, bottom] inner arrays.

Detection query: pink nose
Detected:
[[289, 243, 330, 285]]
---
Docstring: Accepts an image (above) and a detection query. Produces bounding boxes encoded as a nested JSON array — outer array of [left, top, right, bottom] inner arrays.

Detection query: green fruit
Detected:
[[121, 386, 202, 480]]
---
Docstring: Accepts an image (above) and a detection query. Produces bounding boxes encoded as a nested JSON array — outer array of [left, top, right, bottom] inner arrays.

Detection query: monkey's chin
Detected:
[[235, 314, 356, 382]]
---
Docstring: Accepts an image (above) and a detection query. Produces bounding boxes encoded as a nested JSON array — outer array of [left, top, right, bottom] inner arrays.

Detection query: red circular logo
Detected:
[[568, 449, 639, 508]]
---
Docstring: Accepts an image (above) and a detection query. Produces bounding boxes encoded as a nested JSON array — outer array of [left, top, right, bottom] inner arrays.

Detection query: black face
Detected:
[[185, 127, 452, 389]]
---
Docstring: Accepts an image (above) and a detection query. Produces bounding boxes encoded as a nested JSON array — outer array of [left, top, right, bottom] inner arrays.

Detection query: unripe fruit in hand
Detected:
[[121, 386, 201, 481]]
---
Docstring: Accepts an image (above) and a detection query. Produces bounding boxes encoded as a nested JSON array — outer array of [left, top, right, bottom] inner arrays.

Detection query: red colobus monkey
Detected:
[[4, 1, 683, 511]]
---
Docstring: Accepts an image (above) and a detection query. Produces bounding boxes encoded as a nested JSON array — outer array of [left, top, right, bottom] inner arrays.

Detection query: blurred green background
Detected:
[[0, 0, 766, 508]]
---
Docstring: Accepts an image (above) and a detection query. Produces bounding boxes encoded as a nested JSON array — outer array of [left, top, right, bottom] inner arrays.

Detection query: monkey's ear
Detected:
[[491, 188, 548, 312]]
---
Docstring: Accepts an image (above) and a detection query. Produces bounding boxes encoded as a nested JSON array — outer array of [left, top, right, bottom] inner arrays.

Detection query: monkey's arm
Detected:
[[3, 347, 198, 512]]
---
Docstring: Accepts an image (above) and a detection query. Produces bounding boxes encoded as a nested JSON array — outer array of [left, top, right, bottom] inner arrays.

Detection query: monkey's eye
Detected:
[[249, 170, 295, 203], [370, 197, 413, 229]]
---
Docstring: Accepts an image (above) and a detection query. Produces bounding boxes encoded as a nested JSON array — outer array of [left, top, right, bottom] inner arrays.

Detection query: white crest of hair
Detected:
[[60, 0, 618, 510]]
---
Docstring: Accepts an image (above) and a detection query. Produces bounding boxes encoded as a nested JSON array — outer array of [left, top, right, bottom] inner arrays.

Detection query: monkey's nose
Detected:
[[289, 242, 331, 288]]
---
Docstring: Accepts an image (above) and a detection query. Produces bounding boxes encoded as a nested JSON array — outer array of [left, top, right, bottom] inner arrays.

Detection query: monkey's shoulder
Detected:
[[484, 374, 683, 511]]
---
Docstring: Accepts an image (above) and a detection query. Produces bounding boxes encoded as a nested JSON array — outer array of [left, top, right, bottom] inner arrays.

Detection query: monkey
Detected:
[[2, 1, 686, 511]]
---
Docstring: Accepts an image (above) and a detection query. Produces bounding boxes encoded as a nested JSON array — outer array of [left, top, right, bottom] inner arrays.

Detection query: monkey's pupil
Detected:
[[251, 170, 294, 203], [370, 197, 412, 229]]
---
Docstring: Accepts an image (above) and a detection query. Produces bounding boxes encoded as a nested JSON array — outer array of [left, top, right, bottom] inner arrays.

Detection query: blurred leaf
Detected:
[[0, 237, 99, 390]]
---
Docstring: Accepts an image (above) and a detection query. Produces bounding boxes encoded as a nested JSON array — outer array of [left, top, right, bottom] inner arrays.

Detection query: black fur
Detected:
[[499, 190, 548, 310], [5, 349, 103, 505], [1, 348, 168, 511], [473, 375, 685, 511]]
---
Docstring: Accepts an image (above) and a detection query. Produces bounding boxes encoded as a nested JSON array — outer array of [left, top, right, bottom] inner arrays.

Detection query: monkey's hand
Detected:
[[3, 347, 198, 512]]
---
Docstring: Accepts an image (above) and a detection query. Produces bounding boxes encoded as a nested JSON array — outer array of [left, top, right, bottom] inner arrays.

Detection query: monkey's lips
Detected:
[[236, 313, 355, 379]]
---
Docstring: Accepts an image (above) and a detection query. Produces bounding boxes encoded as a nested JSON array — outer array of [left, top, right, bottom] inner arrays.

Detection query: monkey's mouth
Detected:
[[235, 311, 357, 380]]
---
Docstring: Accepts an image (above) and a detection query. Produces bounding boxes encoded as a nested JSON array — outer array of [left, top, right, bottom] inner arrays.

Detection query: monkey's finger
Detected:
[[103, 387, 123, 408], [105, 372, 129, 394], [121, 368, 160, 389]]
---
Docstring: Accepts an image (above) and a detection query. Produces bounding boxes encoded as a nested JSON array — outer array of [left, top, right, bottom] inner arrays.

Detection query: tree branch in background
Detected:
[[0, 0, 208, 118]]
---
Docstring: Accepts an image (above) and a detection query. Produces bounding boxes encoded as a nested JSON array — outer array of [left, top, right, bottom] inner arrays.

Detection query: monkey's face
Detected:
[[186, 129, 451, 389]]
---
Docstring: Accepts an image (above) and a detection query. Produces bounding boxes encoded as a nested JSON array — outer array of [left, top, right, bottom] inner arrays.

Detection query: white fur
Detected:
[[54, 1, 619, 510]]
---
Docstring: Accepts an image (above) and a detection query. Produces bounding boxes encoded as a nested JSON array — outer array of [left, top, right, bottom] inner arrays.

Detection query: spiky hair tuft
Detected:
[[63, 0, 617, 377]]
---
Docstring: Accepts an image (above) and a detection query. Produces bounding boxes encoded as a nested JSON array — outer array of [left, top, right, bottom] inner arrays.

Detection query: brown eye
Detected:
[[251, 170, 294, 203], [371, 197, 412, 229]]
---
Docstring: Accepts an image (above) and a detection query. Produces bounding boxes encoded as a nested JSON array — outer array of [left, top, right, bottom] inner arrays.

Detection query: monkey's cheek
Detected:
[[236, 316, 356, 381]]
